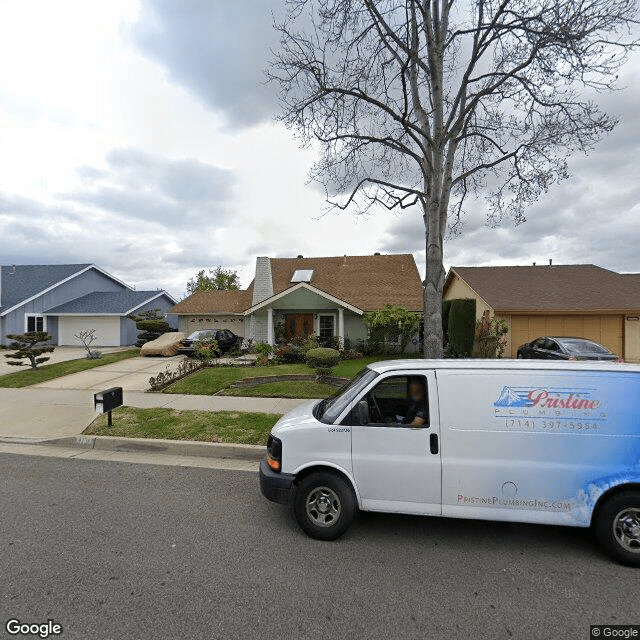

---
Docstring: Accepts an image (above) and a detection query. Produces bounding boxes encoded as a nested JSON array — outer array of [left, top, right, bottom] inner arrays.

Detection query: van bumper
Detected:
[[259, 458, 295, 505]]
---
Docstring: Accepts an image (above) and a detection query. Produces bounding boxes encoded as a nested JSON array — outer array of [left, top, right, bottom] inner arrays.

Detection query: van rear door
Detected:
[[349, 370, 441, 515]]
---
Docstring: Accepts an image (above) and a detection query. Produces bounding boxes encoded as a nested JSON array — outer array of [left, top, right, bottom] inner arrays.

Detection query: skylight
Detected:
[[291, 269, 314, 283]]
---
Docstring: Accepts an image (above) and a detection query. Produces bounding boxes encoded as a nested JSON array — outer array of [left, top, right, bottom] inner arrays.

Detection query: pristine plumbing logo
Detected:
[[494, 386, 600, 411]]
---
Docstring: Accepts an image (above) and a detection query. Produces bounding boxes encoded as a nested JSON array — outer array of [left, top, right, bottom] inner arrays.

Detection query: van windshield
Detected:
[[315, 367, 379, 424]]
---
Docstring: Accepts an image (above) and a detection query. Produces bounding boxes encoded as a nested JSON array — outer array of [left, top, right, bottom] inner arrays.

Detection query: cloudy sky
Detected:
[[0, 0, 639, 298]]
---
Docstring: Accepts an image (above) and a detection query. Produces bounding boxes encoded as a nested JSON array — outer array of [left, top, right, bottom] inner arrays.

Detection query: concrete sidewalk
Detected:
[[0, 387, 311, 439]]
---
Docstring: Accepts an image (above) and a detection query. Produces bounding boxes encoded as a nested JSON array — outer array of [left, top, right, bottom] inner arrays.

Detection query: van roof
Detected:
[[367, 359, 640, 374]]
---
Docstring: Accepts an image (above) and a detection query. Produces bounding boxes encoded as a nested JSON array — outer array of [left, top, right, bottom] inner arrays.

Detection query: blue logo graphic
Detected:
[[494, 387, 531, 407]]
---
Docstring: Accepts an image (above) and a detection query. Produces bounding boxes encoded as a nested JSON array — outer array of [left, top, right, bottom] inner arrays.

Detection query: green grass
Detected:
[[84, 406, 280, 445], [0, 349, 140, 388], [164, 356, 382, 396], [220, 380, 338, 399]]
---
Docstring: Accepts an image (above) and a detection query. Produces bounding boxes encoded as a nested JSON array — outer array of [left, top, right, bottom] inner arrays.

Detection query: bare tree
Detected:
[[269, 0, 638, 356]]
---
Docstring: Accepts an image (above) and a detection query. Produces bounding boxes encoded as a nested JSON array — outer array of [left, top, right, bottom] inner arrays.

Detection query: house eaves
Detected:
[[244, 282, 363, 315]]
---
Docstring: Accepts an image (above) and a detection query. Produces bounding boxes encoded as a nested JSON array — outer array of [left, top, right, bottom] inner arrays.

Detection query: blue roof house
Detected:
[[0, 264, 177, 347]]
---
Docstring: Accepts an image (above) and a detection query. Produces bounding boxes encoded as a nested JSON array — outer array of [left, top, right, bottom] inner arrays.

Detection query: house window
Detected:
[[26, 314, 45, 332], [319, 315, 335, 339]]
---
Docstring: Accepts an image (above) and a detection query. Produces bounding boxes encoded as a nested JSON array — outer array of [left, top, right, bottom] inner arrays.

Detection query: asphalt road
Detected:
[[1, 454, 638, 640]]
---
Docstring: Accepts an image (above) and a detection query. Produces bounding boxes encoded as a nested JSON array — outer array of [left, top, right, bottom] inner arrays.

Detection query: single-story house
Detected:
[[169, 253, 424, 349], [0, 264, 177, 347], [444, 264, 640, 361]]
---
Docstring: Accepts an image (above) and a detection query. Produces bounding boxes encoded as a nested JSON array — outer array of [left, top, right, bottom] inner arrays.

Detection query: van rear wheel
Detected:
[[293, 472, 356, 541], [595, 491, 640, 566]]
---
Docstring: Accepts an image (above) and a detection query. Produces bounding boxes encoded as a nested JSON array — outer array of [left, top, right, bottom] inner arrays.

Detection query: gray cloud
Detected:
[[62, 148, 235, 226], [130, 0, 283, 128]]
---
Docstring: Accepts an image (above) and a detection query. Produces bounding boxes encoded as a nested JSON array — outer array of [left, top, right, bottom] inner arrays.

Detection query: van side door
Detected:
[[346, 370, 441, 515]]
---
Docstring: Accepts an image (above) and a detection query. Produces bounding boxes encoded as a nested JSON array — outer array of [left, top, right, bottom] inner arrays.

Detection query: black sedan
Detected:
[[179, 329, 240, 356], [516, 336, 622, 362]]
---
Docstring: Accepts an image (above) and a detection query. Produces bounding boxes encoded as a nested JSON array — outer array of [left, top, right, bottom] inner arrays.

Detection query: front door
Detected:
[[284, 313, 314, 340], [347, 371, 441, 515]]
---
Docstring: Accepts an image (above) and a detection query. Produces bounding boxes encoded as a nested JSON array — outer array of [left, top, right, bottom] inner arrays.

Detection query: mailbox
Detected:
[[94, 387, 123, 414]]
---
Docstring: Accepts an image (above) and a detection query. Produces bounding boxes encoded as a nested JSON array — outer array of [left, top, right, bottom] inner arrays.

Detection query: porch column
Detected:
[[267, 308, 274, 346], [338, 307, 345, 348]]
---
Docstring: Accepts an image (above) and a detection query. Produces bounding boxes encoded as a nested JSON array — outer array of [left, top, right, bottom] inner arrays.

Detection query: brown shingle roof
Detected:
[[269, 254, 423, 311], [170, 254, 424, 315], [449, 265, 640, 312], [169, 286, 253, 314]]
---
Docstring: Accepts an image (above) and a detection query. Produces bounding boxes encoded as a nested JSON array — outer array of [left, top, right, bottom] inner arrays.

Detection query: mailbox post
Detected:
[[94, 387, 123, 426]]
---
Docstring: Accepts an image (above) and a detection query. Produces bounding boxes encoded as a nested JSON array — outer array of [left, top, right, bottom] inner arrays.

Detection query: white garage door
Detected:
[[58, 316, 121, 346]]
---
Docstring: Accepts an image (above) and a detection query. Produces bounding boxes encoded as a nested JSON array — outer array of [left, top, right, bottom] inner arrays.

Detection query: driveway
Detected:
[[0, 345, 130, 377], [32, 355, 188, 392]]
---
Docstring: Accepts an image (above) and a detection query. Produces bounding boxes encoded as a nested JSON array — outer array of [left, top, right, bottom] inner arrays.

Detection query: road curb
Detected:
[[0, 435, 265, 461]]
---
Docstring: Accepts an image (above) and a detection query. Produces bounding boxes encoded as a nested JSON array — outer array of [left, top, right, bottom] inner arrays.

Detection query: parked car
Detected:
[[179, 329, 240, 356], [517, 336, 622, 362], [259, 359, 640, 565]]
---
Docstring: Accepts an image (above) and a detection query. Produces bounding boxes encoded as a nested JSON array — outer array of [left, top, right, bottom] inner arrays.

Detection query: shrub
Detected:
[[254, 342, 273, 366], [363, 304, 421, 354], [442, 299, 453, 346], [306, 347, 341, 377], [149, 359, 205, 391], [447, 298, 476, 358], [473, 314, 509, 358], [274, 344, 304, 363], [192, 338, 219, 363]]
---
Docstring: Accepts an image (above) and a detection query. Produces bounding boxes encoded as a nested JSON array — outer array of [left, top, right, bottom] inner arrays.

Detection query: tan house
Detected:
[[444, 264, 640, 361], [170, 253, 424, 348]]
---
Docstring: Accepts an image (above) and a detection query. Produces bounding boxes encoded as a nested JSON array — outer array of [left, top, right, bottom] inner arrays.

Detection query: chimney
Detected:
[[251, 257, 274, 305], [549, 259, 553, 266]]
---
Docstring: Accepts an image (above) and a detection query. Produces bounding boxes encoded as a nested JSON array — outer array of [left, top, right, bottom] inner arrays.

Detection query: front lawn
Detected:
[[220, 380, 337, 399], [0, 349, 140, 388], [165, 356, 381, 396], [84, 407, 280, 445]]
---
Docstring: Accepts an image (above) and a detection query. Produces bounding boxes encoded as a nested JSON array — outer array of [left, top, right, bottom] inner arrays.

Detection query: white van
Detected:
[[259, 360, 640, 565]]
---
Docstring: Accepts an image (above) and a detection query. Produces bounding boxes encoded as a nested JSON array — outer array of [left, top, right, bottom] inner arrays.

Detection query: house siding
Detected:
[[1, 268, 126, 345]]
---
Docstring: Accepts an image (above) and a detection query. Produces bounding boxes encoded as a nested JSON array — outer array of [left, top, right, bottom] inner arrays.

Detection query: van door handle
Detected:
[[430, 433, 439, 455]]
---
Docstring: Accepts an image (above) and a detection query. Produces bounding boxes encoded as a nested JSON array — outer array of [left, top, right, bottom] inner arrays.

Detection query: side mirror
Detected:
[[355, 399, 370, 425]]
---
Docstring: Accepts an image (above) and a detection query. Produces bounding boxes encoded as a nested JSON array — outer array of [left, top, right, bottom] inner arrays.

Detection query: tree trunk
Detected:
[[422, 197, 446, 359]]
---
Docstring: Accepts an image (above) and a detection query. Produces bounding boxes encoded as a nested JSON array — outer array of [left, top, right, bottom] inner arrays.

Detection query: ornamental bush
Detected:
[[447, 298, 476, 358], [306, 347, 341, 377]]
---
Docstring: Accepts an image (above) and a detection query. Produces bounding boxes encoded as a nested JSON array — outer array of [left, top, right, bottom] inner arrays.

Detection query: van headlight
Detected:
[[266, 434, 282, 472]]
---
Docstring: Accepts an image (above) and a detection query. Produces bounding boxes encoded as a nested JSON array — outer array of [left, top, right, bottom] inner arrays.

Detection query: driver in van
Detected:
[[403, 378, 428, 427]]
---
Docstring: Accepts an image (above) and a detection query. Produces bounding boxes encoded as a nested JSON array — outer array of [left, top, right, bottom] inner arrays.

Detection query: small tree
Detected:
[[2, 332, 54, 369], [74, 329, 102, 359], [186, 267, 240, 295], [128, 309, 171, 347], [363, 304, 421, 354]]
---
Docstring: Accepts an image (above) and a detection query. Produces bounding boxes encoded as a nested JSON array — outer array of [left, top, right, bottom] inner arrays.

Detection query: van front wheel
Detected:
[[595, 491, 640, 566], [293, 472, 356, 541]]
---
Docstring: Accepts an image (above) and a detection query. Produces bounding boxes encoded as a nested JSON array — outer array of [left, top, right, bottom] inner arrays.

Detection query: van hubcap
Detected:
[[613, 508, 640, 553], [306, 486, 341, 527]]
